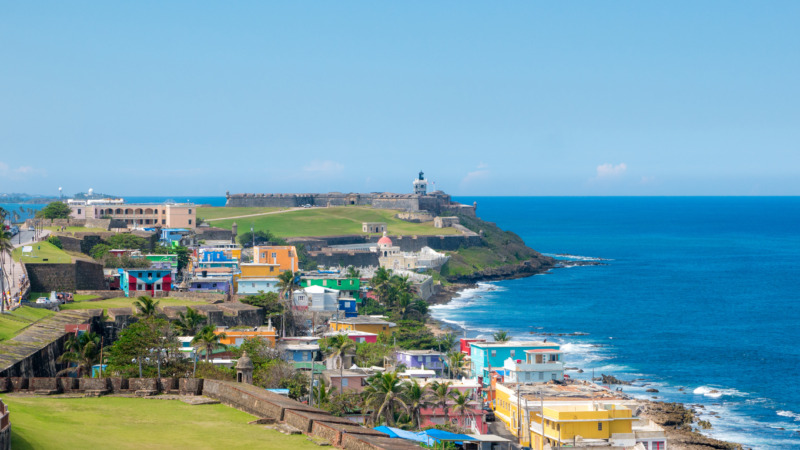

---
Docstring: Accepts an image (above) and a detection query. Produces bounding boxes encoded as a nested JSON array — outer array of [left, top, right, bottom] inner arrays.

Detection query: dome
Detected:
[[236, 352, 254, 370], [377, 231, 392, 246]]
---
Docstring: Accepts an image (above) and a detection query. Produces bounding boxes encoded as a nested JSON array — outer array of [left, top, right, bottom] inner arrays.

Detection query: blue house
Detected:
[[237, 278, 280, 295], [278, 343, 320, 363], [160, 228, 190, 246], [469, 341, 560, 385], [337, 298, 358, 318], [396, 350, 445, 374]]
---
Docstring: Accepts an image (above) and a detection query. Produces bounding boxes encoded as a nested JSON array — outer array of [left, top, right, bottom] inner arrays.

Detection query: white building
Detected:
[[502, 348, 565, 383]]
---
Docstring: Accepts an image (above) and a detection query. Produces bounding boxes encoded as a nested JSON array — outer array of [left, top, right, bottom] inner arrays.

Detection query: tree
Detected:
[[133, 296, 160, 318], [363, 371, 409, 426], [174, 307, 206, 335], [322, 335, 357, 380], [429, 380, 454, 422], [46, 235, 63, 249], [37, 201, 71, 219], [106, 234, 148, 251], [192, 325, 226, 362], [0, 229, 12, 313], [446, 352, 467, 379], [346, 266, 361, 279], [57, 331, 101, 377], [313, 378, 337, 407], [90, 243, 112, 260], [171, 245, 191, 271], [403, 379, 430, 429], [276, 270, 300, 337], [437, 333, 457, 353], [449, 390, 473, 428], [240, 291, 283, 316], [371, 267, 392, 305], [493, 330, 511, 343], [238, 230, 276, 248], [106, 317, 178, 377]]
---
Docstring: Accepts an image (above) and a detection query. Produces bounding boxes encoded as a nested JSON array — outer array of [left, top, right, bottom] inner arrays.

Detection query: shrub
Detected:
[[46, 235, 63, 249]]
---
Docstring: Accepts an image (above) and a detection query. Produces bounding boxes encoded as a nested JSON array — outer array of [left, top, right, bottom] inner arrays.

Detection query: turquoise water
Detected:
[[433, 197, 800, 449]]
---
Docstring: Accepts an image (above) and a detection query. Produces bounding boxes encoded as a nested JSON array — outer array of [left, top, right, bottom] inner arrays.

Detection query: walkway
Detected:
[[1, 230, 50, 311], [205, 207, 305, 222]]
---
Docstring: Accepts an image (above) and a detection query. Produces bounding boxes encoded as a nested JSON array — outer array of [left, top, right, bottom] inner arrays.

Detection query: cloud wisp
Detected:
[[595, 162, 627, 179]]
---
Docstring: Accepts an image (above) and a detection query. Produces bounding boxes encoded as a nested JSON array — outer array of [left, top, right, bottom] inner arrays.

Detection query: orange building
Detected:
[[253, 246, 299, 273], [215, 321, 277, 347]]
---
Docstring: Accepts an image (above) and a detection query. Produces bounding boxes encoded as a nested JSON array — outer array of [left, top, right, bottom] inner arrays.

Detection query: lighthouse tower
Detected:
[[413, 171, 428, 195]]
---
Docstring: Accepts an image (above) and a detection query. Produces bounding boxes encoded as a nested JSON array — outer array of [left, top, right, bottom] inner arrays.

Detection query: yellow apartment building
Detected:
[[328, 316, 397, 337]]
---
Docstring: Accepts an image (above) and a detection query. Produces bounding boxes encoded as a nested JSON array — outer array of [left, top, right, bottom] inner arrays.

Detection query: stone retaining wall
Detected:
[[25, 261, 105, 292]]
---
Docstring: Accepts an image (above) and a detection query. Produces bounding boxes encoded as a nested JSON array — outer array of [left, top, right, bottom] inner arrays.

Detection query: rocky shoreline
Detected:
[[424, 258, 746, 450]]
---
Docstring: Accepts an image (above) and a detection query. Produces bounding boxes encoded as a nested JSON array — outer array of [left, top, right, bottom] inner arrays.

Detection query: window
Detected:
[[271, 252, 277, 258], [162, 219, 166, 225], [269, 267, 274, 272], [148, 273, 152, 278], [557, 424, 560, 432], [598, 422, 603, 431], [137, 284, 143, 290], [188, 209, 192, 214], [337, 280, 342, 286], [212, 283, 217, 288], [156, 284, 161, 291], [342, 378, 349, 387], [77, 208, 82, 214], [491, 350, 496, 357], [539, 372, 544, 380], [510, 350, 515, 358], [188, 219, 192, 225], [251, 283, 255, 288]]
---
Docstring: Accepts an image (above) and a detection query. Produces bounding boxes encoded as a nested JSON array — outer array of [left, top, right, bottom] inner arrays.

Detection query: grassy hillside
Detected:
[[5, 396, 321, 449], [439, 213, 554, 280], [0, 307, 55, 341], [201, 206, 461, 238], [11, 241, 72, 264], [198, 206, 285, 220]]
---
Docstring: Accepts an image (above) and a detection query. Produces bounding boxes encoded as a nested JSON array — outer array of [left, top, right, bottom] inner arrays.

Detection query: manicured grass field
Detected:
[[198, 206, 285, 220], [204, 206, 461, 238], [0, 307, 55, 341], [3, 395, 322, 449], [45, 226, 109, 233], [11, 241, 72, 264], [59, 297, 215, 313]]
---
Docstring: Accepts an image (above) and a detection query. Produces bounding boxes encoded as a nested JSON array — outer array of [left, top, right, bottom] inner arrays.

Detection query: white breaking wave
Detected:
[[544, 253, 611, 261], [692, 386, 747, 398], [777, 410, 800, 422]]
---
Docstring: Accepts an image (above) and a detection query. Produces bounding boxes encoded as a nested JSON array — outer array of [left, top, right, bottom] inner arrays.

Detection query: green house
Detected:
[[300, 277, 361, 302]]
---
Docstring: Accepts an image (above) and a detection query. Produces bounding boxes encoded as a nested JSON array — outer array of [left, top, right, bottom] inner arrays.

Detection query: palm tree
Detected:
[[429, 380, 454, 422], [437, 333, 457, 353], [174, 307, 205, 335], [346, 266, 361, 279], [493, 330, 511, 343], [57, 332, 102, 377], [403, 379, 430, 429], [276, 270, 301, 337], [371, 267, 392, 305], [0, 229, 13, 313], [449, 390, 473, 430], [312, 378, 337, 407], [324, 335, 357, 380], [446, 352, 467, 379], [133, 296, 160, 318], [363, 371, 409, 426], [397, 294, 424, 320], [388, 275, 414, 307], [192, 325, 227, 362]]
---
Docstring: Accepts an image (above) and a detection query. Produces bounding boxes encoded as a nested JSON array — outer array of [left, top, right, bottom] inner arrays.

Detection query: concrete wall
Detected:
[[25, 261, 105, 292]]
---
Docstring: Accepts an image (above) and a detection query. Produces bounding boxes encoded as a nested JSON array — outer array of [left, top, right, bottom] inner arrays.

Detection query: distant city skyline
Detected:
[[2, 2, 798, 196]]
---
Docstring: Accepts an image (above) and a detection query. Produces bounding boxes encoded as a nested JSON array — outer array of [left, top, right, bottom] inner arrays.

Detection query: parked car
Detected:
[[35, 297, 51, 304]]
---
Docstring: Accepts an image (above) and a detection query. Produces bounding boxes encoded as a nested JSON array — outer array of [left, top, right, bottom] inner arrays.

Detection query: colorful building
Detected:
[[322, 329, 378, 344], [469, 341, 560, 385], [253, 245, 299, 273], [502, 347, 565, 383], [120, 269, 172, 297], [69, 200, 196, 228], [328, 316, 397, 337], [396, 350, 445, 374], [301, 276, 362, 301], [214, 322, 277, 347]]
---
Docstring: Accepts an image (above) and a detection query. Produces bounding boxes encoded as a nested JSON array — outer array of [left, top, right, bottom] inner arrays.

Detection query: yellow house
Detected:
[[215, 322, 277, 347], [240, 263, 282, 278], [328, 316, 397, 337], [253, 246, 299, 273], [494, 383, 635, 449]]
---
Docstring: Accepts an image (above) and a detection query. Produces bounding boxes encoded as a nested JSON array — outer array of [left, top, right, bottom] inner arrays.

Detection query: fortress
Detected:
[[225, 172, 477, 216]]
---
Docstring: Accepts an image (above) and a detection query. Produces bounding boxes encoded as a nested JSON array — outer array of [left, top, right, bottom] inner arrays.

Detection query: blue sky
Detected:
[[1, 2, 798, 196]]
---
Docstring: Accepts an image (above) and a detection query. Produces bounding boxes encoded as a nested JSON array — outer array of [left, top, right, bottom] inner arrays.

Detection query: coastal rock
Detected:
[[600, 374, 632, 386], [646, 388, 660, 393], [638, 401, 743, 450]]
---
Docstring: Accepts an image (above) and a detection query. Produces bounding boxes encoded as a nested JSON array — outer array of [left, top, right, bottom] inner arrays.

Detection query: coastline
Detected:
[[424, 265, 746, 450]]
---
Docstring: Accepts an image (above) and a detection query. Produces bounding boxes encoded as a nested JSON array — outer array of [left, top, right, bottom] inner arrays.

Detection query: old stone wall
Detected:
[[167, 291, 225, 302], [84, 218, 112, 230], [25, 261, 105, 292], [308, 251, 380, 269], [395, 212, 434, 223]]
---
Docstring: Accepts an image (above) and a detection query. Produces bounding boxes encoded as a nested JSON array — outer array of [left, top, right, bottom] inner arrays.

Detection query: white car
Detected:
[[35, 297, 50, 304]]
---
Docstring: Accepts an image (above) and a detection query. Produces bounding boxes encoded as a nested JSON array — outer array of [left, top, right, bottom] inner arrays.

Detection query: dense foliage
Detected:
[[36, 202, 71, 219]]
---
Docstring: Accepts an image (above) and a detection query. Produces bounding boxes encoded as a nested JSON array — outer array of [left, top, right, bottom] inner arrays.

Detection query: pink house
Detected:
[[322, 368, 371, 393], [419, 380, 487, 434]]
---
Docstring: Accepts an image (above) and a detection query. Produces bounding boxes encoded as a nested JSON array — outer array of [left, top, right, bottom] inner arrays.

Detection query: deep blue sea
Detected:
[[433, 197, 800, 449]]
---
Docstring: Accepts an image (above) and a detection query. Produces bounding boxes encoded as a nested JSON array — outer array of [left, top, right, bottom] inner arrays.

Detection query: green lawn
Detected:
[[3, 396, 322, 449], [204, 206, 461, 238], [60, 297, 215, 313], [11, 241, 73, 264], [0, 306, 55, 341], [198, 206, 285, 220], [46, 226, 109, 233]]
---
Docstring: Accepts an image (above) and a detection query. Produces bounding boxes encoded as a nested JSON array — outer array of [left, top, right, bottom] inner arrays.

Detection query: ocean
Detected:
[[432, 196, 800, 449]]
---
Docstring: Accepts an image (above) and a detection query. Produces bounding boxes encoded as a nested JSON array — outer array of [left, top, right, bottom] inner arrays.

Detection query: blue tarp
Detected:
[[374, 427, 433, 445], [424, 429, 478, 443]]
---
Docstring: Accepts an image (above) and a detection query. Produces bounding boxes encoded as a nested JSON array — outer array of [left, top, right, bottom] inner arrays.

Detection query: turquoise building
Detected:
[[469, 341, 560, 385]]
